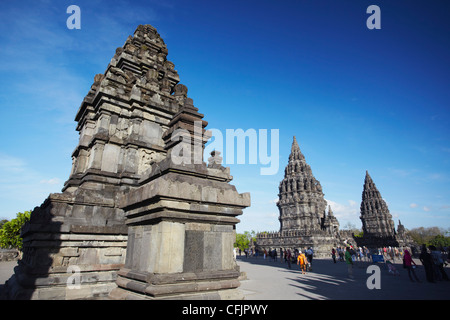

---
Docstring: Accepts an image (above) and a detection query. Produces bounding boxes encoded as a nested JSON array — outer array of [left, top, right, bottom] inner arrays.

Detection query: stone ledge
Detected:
[[114, 274, 241, 299]]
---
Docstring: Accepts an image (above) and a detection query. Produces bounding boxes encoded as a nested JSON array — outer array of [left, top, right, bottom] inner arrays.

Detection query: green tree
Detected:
[[0, 211, 31, 250], [235, 230, 256, 251], [409, 227, 450, 247], [429, 234, 450, 248]]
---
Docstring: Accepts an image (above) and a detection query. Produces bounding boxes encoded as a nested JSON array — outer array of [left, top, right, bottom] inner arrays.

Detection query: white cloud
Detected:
[[40, 178, 62, 185], [423, 206, 431, 212], [409, 203, 418, 208], [326, 199, 359, 220]]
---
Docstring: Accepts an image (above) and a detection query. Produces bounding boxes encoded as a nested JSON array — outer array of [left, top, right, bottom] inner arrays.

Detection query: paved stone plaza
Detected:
[[2, 256, 449, 300], [237, 256, 450, 300]]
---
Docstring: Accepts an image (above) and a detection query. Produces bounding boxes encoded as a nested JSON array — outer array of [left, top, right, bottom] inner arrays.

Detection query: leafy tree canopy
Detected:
[[408, 226, 450, 248], [0, 211, 31, 250], [235, 231, 256, 251]]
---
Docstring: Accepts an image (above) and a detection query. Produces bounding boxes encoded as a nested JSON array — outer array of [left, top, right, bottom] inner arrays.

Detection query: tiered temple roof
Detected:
[[360, 171, 396, 238]]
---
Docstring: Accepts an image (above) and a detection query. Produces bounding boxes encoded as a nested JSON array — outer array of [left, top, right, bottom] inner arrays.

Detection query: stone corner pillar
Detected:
[[109, 158, 250, 300]]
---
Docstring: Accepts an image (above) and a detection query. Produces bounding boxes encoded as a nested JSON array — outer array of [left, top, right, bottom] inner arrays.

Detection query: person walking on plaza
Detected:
[[345, 247, 354, 279], [338, 247, 344, 262], [297, 250, 307, 274], [430, 245, 449, 281], [287, 249, 292, 269], [419, 244, 435, 283], [344, 247, 353, 279], [403, 249, 420, 282], [306, 247, 314, 266], [331, 248, 337, 263]]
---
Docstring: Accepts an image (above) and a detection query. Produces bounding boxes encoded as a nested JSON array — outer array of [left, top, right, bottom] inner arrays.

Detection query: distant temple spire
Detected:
[[359, 171, 396, 239], [328, 205, 334, 216], [289, 136, 305, 161], [277, 136, 329, 233]]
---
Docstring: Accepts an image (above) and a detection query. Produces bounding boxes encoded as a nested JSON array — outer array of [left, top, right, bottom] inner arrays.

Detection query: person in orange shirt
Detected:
[[297, 250, 307, 274]]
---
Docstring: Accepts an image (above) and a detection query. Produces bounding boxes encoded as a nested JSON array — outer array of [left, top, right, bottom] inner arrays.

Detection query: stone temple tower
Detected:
[[5, 24, 249, 300], [360, 171, 395, 237], [356, 171, 398, 247], [256, 136, 341, 257], [277, 136, 327, 232]]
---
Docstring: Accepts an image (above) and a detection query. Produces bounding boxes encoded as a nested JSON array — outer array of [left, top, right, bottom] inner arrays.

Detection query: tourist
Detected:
[[345, 247, 353, 279], [338, 247, 344, 262], [419, 245, 435, 283], [297, 250, 307, 274], [331, 248, 337, 263], [429, 245, 449, 281], [394, 247, 399, 262], [306, 247, 314, 265], [388, 247, 395, 262], [280, 248, 284, 263], [365, 247, 371, 262], [403, 249, 420, 282], [350, 246, 357, 268], [386, 260, 400, 276], [359, 247, 364, 262], [286, 249, 292, 269]]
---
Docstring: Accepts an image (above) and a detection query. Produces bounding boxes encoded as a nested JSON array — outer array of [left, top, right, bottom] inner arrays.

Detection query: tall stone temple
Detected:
[[256, 138, 414, 255], [354, 171, 412, 248], [5, 24, 250, 300], [256, 137, 341, 257]]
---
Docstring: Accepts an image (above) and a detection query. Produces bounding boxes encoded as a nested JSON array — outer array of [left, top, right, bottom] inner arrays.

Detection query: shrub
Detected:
[[0, 211, 31, 250]]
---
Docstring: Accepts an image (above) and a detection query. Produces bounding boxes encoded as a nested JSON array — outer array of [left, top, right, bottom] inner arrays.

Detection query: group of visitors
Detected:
[[334, 244, 450, 282], [237, 244, 449, 284], [417, 244, 449, 283]]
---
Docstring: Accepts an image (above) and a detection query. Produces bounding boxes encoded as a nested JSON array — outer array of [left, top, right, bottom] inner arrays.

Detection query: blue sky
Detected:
[[0, 0, 449, 234]]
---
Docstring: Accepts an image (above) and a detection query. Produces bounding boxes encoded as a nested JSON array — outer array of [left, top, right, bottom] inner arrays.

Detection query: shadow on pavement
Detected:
[[237, 255, 450, 300]]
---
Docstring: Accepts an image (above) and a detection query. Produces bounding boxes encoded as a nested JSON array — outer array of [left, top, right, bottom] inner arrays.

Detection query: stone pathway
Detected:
[[2, 258, 449, 300], [237, 256, 450, 300]]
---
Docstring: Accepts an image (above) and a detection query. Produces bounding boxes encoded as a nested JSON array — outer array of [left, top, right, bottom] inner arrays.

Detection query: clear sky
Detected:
[[0, 0, 449, 234]]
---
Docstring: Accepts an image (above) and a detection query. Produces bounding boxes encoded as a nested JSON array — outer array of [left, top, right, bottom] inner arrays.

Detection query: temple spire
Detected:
[[359, 171, 395, 238], [289, 136, 305, 161], [278, 135, 328, 233]]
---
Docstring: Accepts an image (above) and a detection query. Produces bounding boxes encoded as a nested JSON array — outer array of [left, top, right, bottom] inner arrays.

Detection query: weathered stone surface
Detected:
[[256, 136, 341, 257], [0, 249, 19, 262], [111, 63, 250, 299], [359, 171, 395, 237], [354, 171, 412, 248]]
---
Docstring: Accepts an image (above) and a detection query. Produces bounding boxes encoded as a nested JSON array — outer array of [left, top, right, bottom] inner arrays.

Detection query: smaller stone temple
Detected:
[[354, 171, 412, 248], [256, 137, 342, 257]]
